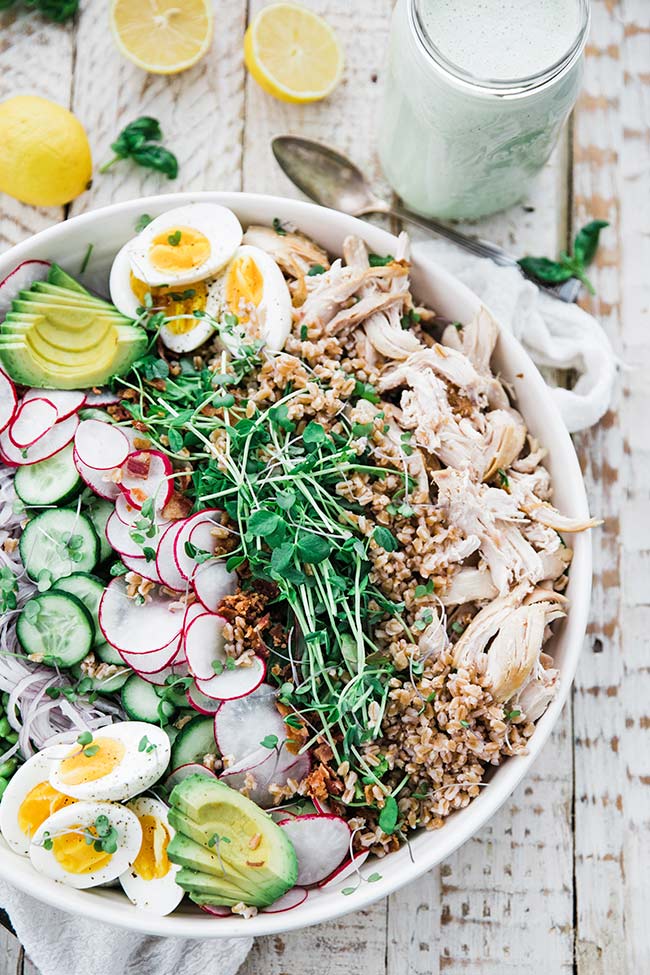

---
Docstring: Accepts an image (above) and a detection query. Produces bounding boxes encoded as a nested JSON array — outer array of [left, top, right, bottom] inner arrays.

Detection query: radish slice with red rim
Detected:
[[82, 389, 121, 407], [213, 683, 288, 764], [22, 388, 86, 421], [74, 449, 120, 500], [185, 612, 228, 681], [261, 887, 308, 913], [173, 510, 224, 581], [0, 259, 50, 317], [120, 552, 164, 585], [156, 521, 188, 592], [317, 851, 370, 890], [74, 419, 129, 470], [119, 450, 173, 510], [278, 815, 351, 886], [199, 905, 231, 918], [165, 762, 217, 790], [193, 560, 237, 614], [115, 492, 168, 528], [187, 683, 222, 715], [0, 370, 17, 435], [105, 511, 147, 558], [219, 749, 309, 809], [119, 637, 182, 673], [98, 577, 184, 654], [195, 655, 265, 701], [137, 659, 190, 686], [0, 413, 78, 466], [7, 398, 58, 448]]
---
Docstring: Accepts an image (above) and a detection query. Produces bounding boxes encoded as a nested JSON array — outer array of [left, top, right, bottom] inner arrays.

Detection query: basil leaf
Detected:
[[111, 116, 162, 156], [131, 145, 179, 179], [573, 220, 609, 267], [517, 256, 574, 283], [29, 0, 78, 21]]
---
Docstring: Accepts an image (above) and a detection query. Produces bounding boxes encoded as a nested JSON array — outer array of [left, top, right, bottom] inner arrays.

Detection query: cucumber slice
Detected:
[[170, 715, 217, 770], [53, 572, 105, 648], [13, 443, 81, 507], [95, 641, 124, 666], [121, 674, 175, 723], [19, 508, 99, 585], [17, 591, 93, 667], [83, 496, 113, 563], [70, 661, 131, 694]]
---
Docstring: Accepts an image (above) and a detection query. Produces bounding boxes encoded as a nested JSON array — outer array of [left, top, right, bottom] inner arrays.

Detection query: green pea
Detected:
[[0, 717, 11, 738], [4, 731, 18, 745], [0, 778, 8, 799], [0, 758, 17, 778]]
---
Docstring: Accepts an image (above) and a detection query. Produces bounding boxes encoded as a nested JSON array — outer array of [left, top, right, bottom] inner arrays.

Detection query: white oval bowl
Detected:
[[0, 192, 591, 937]]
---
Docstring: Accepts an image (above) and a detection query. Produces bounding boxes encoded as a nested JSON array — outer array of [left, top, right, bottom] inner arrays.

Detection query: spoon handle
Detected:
[[384, 202, 581, 303]]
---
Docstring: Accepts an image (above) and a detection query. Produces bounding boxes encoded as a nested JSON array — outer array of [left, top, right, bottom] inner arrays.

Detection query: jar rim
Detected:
[[409, 0, 590, 96]]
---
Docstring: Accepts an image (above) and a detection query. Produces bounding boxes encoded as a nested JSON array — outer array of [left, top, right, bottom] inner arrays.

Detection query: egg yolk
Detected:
[[51, 826, 112, 875], [129, 274, 208, 334], [17, 782, 75, 839], [148, 226, 211, 274], [225, 255, 264, 324], [132, 814, 171, 881], [58, 737, 125, 786]]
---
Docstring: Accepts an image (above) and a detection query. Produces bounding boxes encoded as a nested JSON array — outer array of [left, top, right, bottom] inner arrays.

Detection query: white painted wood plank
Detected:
[[0, 9, 74, 250], [572, 1, 650, 972], [68, 0, 248, 216], [0, 924, 21, 975]]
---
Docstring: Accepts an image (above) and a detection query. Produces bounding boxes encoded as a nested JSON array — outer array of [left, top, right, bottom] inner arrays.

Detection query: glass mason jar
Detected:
[[378, 0, 590, 220]]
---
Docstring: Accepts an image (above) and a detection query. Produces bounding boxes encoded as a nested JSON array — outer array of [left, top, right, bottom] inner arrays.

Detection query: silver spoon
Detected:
[[272, 136, 581, 304]]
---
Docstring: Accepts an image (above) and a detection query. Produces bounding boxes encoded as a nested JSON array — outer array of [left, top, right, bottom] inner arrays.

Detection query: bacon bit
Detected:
[[130, 488, 148, 504], [446, 385, 474, 418], [276, 702, 308, 753], [125, 452, 151, 478], [304, 763, 343, 802], [313, 742, 334, 764], [2, 538, 18, 553], [107, 404, 131, 422], [162, 491, 193, 521], [145, 378, 166, 392], [245, 860, 265, 868], [248, 833, 262, 851], [133, 436, 152, 450]]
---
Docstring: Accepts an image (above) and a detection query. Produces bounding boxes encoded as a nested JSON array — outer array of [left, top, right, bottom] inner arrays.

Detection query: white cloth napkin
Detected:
[[414, 239, 615, 431], [0, 881, 253, 975]]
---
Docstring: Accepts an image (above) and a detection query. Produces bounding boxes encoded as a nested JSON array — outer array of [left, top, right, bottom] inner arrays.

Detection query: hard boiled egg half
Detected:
[[48, 722, 170, 803], [0, 747, 76, 856], [119, 796, 183, 915], [109, 204, 243, 352], [29, 799, 142, 889]]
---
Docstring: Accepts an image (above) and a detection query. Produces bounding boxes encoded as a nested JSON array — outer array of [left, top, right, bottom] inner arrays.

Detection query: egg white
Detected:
[[128, 205, 243, 289], [119, 796, 183, 915], [109, 241, 140, 319], [0, 747, 71, 856], [158, 316, 216, 355], [206, 244, 292, 354], [49, 722, 170, 803], [29, 800, 142, 889]]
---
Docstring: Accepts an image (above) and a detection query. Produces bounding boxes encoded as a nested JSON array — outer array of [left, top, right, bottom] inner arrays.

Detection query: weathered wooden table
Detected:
[[0, 1, 647, 972]]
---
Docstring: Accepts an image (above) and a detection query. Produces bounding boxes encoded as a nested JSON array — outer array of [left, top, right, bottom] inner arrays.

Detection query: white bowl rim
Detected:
[[0, 191, 592, 938]]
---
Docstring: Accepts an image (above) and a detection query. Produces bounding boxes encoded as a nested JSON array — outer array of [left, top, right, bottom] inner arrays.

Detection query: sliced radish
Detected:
[[199, 905, 231, 918], [214, 684, 288, 763], [165, 763, 217, 790], [120, 552, 164, 585], [0, 413, 78, 466], [182, 601, 206, 631], [105, 510, 148, 558], [83, 389, 121, 407], [8, 397, 58, 448], [184, 613, 228, 681], [156, 520, 189, 591], [318, 851, 370, 890], [114, 492, 167, 528], [119, 637, 181, 673], [22, 388, 86, 421], [187, 683, 223, 715], [0, 259, 50, 317], [74, 450, 120, 501], [270, 809, 298, 824], [98, 577, 185, 654], [220, 749, 310, 809], [195, 655, 265, 702], [193, 560, 237, 614], [173, 510, 224, 581], [74, 419, 129, 470], [261, 887, 308, 913], [138, 659, 190, 687], [119, 450, 173, 510], [278, 815, 351, 886], [0, 370, 17, 434]]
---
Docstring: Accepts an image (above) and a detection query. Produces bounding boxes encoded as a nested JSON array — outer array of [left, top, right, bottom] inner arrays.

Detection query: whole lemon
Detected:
[[0, 95, 92, 207]]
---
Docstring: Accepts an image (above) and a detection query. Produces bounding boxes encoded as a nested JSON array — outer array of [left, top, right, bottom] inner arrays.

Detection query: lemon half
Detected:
[[0, 95, 92, 208], [244, 3, 344, 103], [110, 0, 214, 75]]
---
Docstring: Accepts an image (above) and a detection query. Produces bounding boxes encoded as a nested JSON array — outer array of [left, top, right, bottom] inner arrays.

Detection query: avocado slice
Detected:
[[0, 269, 147, 390], [167, 775, 298, 908]]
